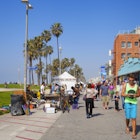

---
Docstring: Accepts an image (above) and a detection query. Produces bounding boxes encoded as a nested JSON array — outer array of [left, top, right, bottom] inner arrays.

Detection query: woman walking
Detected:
[[84, 83, 96, 118], [109, 82, 115, 101]]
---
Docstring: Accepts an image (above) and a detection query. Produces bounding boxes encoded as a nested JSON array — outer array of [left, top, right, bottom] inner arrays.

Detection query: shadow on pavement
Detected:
[[78, 105, 85, 108], [93, 113, 104, 117], [136, 125, 140, 135]]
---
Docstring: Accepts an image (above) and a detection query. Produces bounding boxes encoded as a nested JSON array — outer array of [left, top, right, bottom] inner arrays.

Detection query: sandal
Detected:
[[125, 128, 130, 134], [132, 135, 137, 139]]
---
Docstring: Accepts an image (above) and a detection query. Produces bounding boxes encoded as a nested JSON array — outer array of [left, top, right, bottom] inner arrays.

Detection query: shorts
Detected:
[[102, 96, 110, 103], [124, 103, 137, 119]]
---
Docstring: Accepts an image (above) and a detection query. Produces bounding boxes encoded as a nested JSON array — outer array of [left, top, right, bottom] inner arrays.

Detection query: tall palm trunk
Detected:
[[37, 56, 42, 85], [49, 54, 52, 83], [46, 53, 48, 85], [32, 70, 34, 85], [57, 37, 60, 75], [40, 56, 42, 85]]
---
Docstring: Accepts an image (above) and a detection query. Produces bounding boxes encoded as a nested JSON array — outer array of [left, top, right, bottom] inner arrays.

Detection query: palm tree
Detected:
[[69, 58, 75, 73], [41, 30, 51, 84], [51, 23, 63, 75], [34, 36, 44, 85], [48, 46, 53, 83], [42, 45, 53, 84], [51, 59, 59, 77], [27, 39, 38, 85], [48, 45, 53, 65], [61, 58, 70, 72]]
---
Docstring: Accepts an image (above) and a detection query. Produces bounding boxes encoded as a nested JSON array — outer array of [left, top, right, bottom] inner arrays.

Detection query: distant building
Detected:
[[112, 27, 140, 78]]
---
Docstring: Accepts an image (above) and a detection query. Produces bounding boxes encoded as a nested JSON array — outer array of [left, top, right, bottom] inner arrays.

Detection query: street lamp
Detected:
[[21, 0, 33, 92]]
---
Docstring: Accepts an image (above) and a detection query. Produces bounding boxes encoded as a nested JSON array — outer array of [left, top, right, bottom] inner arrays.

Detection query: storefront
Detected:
[[118, 58, 140, 86]]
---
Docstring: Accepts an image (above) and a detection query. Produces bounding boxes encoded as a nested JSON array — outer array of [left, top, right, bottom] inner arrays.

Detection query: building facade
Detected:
[[112, 27, 140, 78]]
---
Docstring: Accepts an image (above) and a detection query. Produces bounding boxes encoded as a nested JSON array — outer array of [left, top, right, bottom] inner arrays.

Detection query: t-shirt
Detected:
[[109, 85, 114, 90], [40, 85, 45, 94], [86, 88, 94, 98], [100, 85, 109, 96], [125, 83, 138, 104]]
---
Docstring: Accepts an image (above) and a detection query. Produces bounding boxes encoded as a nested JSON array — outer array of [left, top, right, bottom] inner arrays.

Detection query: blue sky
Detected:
[[0, 0, 140, 84]]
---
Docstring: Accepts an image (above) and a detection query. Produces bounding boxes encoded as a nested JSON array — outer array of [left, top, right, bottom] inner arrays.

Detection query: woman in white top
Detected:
[[84, 83, 97, 118]]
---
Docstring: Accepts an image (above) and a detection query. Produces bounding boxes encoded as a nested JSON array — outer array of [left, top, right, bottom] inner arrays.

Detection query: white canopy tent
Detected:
[[53, 71, 76, 91]]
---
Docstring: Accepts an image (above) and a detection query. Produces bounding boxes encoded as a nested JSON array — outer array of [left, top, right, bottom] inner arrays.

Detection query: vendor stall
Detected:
[[53, 71, 76, 92]]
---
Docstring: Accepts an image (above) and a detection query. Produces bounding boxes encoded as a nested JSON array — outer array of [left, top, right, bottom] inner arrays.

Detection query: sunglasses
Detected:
[[129, 80, 134, 82]]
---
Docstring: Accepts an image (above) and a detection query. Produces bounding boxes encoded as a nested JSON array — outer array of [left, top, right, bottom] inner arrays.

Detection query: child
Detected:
[[114, 91, 120, 111], [37, 90, 41, 100]]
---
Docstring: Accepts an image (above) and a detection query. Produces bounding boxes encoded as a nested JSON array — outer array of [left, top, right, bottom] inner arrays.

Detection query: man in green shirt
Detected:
[[122, 74, 140, 139]]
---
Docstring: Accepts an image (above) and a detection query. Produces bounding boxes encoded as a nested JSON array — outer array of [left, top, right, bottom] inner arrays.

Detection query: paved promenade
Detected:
[[40, 96, 140, 140], [0, 89, 140, 140]]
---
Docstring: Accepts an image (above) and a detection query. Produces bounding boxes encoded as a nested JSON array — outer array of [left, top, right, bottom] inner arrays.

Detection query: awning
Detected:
[[118, 58, 140, 76]]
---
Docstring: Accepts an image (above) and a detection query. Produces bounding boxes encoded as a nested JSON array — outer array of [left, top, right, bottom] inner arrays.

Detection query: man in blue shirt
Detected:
[[100, 81, 109, 109]]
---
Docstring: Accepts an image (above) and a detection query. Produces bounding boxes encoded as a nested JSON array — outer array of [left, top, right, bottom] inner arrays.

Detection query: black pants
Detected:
[[85, 98, 93, 115], [115, 100, 119, 110]]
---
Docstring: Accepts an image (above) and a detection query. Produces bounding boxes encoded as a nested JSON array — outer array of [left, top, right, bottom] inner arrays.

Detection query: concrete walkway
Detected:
[[0, 90, 140, 140], [0, 105, 62, 140], [40, 96, 140, 140]]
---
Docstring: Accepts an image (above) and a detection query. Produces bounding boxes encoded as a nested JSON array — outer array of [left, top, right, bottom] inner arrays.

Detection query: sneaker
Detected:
[[87, 114, 90, 118]]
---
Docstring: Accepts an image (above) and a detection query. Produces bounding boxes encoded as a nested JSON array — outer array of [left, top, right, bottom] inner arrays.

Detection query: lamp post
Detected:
[[21, 0, 33, 92]]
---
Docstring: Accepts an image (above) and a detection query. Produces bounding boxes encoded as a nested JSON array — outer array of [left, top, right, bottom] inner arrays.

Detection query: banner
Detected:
[[28, 66, 38, 70], [100, 66, 106, 81]]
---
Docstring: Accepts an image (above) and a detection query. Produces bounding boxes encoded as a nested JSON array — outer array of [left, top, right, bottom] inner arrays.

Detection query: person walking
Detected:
[[72, 85, 80, 109], [121, 74, 140, 139], [40, 82, 45, 99], [120, 81, 125, 109], [114, 91, 120, 111], [84, 83, 96, 118], [109, 82, 115, 101], [96, 82, 101, 100], [100, 81, 110, 110]]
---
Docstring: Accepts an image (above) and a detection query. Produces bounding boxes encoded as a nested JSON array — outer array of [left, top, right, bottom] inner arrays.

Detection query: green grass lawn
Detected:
[[0, 91, 12, 115], [0, 84, 47, 115], [0, 91, 12, 107], [0, 83, 40, 90]]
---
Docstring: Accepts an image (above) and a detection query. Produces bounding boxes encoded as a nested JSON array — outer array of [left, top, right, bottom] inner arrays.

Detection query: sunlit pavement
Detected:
[[40, 96, 140, 140], [0, 105, 62, 140], [0, 89, 140, 140]]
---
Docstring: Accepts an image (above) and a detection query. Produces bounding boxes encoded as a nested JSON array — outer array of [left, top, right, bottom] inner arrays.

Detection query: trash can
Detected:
[[10, 94, 25, 116]]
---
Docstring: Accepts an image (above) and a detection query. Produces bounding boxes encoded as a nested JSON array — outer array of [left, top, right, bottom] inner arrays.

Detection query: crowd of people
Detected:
[[25, 73, 140, 139], [82, 73, 140, 139]]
